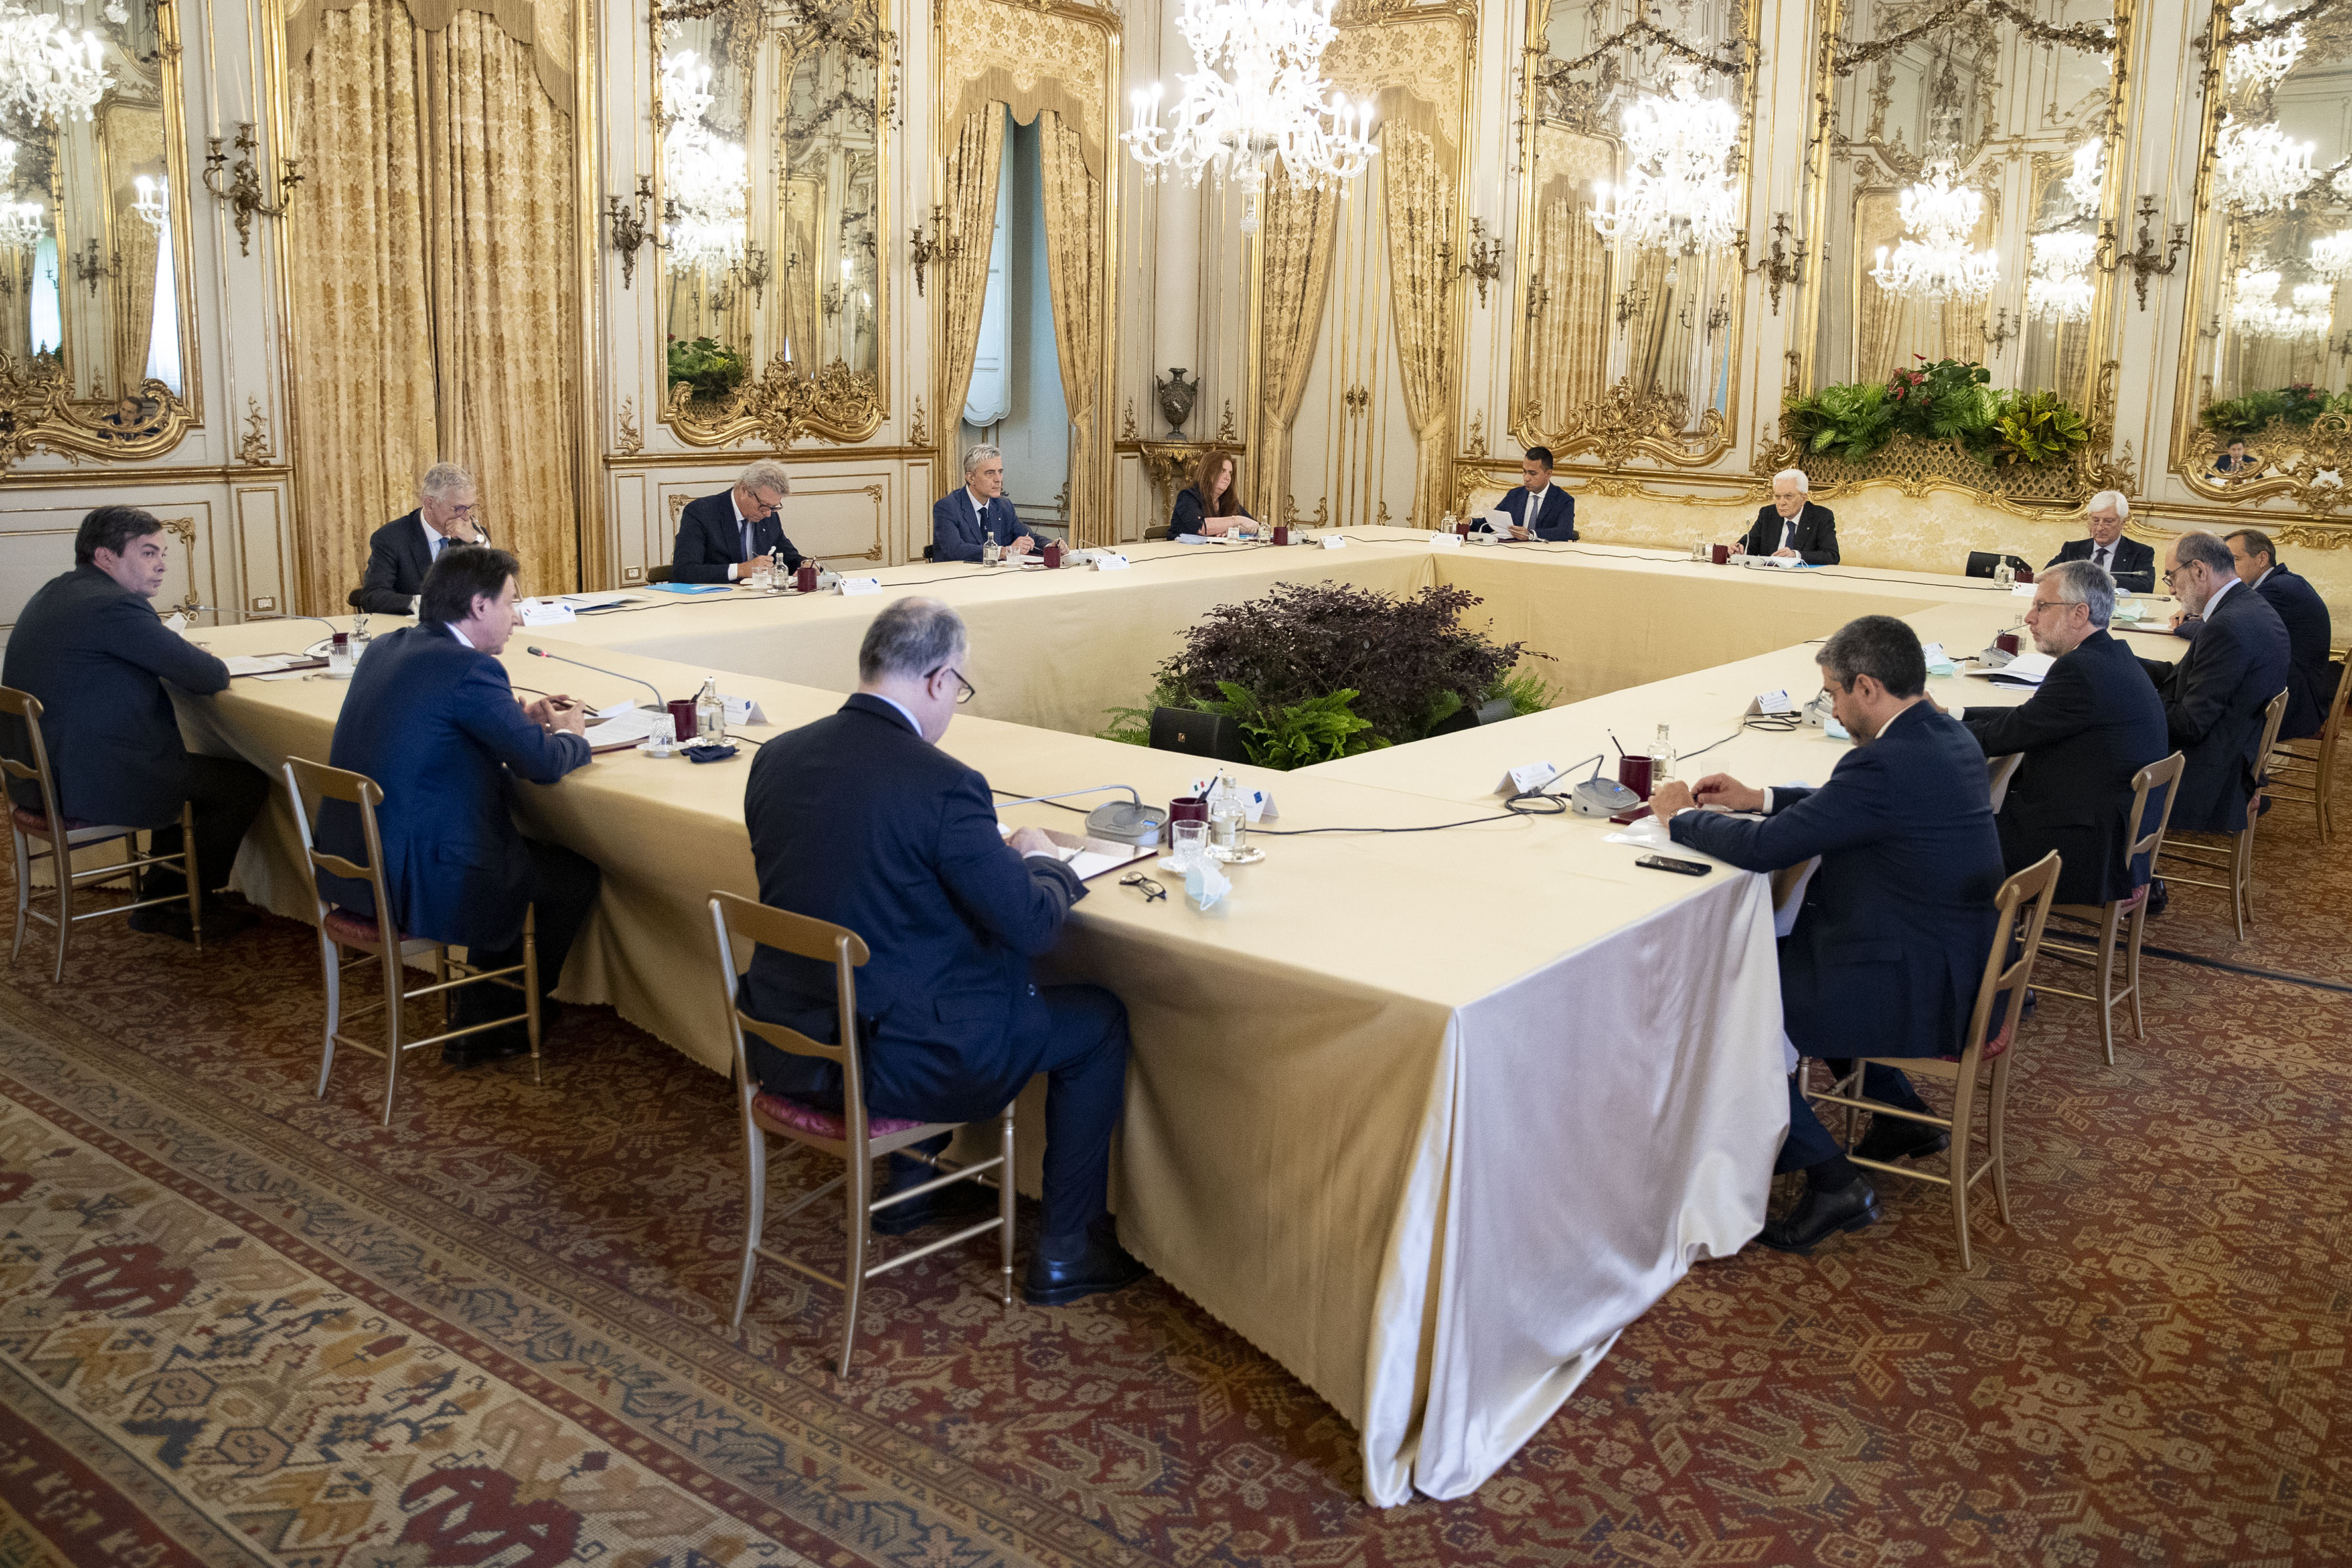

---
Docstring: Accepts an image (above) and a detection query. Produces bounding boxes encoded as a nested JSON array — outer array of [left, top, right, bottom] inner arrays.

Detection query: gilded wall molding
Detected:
[[0, 358, 198, 472], [662, 356, 885, 447]]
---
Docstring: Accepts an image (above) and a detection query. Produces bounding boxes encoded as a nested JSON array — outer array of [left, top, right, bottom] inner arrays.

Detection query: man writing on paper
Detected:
[[2138, 531, 2291, 835], [1650, 615, 2003, 1253], [671, 459, 806, 584], [319, 546, 601, 1068], [738, 597, 1146, 1305]]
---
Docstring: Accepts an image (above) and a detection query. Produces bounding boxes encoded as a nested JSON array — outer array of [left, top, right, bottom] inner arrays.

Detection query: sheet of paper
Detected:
[[1603, 817, 1674, 850], [256, 670, 313, 682], [1967, 650, 2054, 684], [584, 706, 676, 749], [559, 591, 634, 609], [225, 653, 314, 676]]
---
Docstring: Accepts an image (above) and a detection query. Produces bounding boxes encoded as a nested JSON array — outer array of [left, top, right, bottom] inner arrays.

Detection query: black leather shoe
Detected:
[[127, 905, 195, 941], [1758, 1176, 1879, 1254], [870, 1178, 998, 1236], [1022, 1227, 1150, 1306], [442, 1024, 530, 1069], [2146, 878, 2169, 919], [1854, 1116, 1949, 1164]]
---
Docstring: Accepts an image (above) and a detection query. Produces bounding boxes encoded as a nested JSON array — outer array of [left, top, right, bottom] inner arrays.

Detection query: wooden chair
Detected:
[[282, 757, 540, 1125], [708, 890, 1012, 1375], [1804, 850, 2061, 1271], [2263, 653, 2351, 842], [2155, 688, 2289, 941], [2039, 751, 2187, 1065], [1986, 752, 2024, 812], [2, 686, 200, 982]]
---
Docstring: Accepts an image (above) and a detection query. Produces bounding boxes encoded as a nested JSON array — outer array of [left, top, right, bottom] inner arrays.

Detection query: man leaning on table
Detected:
[[353, 462, 489, 615], [2137, 531, 2291, 836], [2044, 491, 2155, 596], [1740, 469, 1840, 564], [932, 444, 1034, 562], [2168, 528, 2333, 742], [1650, 615, 2003, 1253], [737, 596, 1145, 1305], [318, 545, 602, 1069], [672, 459, 805, 584]]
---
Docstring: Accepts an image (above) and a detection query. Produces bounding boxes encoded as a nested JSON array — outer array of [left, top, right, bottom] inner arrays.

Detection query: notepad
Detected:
[[647, 582, 730, 595], [225, 653, 324, 677]]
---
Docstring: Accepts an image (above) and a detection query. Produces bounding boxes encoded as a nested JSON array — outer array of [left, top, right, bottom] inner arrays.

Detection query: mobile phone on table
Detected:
[[1634, 854, 1711, 877]]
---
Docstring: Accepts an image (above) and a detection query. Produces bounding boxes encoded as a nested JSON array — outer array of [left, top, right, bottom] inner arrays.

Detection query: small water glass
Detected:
[[1170, 820, 1209, 868]]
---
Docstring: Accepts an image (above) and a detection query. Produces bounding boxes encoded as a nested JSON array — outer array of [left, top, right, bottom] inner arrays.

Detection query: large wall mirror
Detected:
[[1806, 0, 2122, 419], [1514, 0, 1757, 467], [0, 0, 196, 460], [2171, 3, 2352, 507], [655, 0, 888, 447]]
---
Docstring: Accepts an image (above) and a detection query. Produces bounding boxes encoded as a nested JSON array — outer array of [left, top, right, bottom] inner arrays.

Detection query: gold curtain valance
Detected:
[[944, 70, 1102, 181], [287, 0, 572, 114], [938, 0, 1111, 180]]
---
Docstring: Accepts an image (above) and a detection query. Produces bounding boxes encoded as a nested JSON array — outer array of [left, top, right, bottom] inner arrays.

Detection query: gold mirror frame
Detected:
[[0, 0, 200, 469], [653, 0, 891, 448], [1508, 0, 1759, 471]]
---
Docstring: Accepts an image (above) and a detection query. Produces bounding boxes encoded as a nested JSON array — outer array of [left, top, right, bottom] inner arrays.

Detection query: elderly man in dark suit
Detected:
[[2164, 529, 2335, 742], [1473, 445, 1578, 540], [2139, 531, 2292, 835], [1948, 560, 2169, 907], [2043, 491, 2156, 596], [3, 506, 270, 941], [671, 459, 805, 584], [738, 596, 1143, 1305], [1652, 615, 2004, 1253], [352, 462, 488, 615], [319, 546, 601, 1067], [931, 444, 1034, 562], [1740, 469, 1840, 563]]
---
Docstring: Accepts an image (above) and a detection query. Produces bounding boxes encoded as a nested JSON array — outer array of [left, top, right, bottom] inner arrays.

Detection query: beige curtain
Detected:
[[935, 110, 1005, 451], [1380, 123, 1454, 526], [1254, 171, 1340, 524], [0, 250, 30, 366], [289, 0, 437, 614], [112, 217, 160, 396], [1036, 110, 1107, 546]]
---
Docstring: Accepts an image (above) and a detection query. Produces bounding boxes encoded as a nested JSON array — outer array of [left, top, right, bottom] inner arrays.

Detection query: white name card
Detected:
[[1189, 779, 1279, 821], [1919, 642, 1946, 666], [1428, 531, 1462, 550], [838, 576, 883, 596], [1093, 552, 1131, 571], [721, 696, 768, 726], [1749, 690, 1799, 716], [1322, 536, 1348, 550], [1494, 761, 1562, 797], [518, 599, 576, 625], [2011, 581, 2039, 597]]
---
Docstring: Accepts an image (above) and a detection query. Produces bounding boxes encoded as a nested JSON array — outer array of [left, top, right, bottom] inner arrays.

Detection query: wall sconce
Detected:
[[1980, 305, 2019, 356], [2097, 196, 2187, 311], [605, 177, 658, 289], [72, 239, 116, 297], [733, 245, 771, 307], [1457, 216, 1504, 307], [1744, 212, 1806, 316], [202, 123, 302, 258], [909, 204, 958, 297]]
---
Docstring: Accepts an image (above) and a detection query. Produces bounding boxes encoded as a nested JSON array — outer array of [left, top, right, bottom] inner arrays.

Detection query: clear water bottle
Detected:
[[695, 674, 725, 740], [1209, 770, 1246, 859], [350, 613, 371, 661], [1994, 558, 2015, 588], [1648, 724, 1676, 785], [981, 534, 1002, 566], [1690, 532, 1707, 562]]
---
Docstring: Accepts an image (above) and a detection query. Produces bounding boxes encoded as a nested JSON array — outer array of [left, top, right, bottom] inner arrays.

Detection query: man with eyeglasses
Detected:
[[1940, 560, 2169, 909], [2138, 531, 2291, 835], [737, 597, 1146, 1305], [671, 459, 807, 584], [2167, 528, 2333, 742], [353, 462, 491, 615], [2043, 491, 2155, 596]]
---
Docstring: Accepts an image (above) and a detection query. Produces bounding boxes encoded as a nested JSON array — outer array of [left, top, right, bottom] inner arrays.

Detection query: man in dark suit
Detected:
[[1474, 446, 1577, 540], [2138, 531, 2292, 835], [670, 459, 805, 584], [319, 546, 601, 1067], [2043, 490, 2156, 596], [740, 596, 1144, 1305], [3, 506, 269, 941], [353, 462, 489, 615], [1949, 560, 2169, 907], [931, 444, 1034, 562], [1740, 469, 1840, 563], [2166, 530, 2335, 742], [1652, 615, 2004, 1253]]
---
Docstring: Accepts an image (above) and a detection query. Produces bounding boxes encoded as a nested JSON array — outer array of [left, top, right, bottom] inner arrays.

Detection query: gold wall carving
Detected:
[[0, 358, 196, 471], [663, 355, 884, 447], [238, 398, 275, 465], [616, 396, 643, 455]]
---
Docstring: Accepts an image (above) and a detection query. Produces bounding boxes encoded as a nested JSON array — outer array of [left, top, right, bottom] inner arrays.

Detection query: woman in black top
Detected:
[[1170, 450, 1254, 536]]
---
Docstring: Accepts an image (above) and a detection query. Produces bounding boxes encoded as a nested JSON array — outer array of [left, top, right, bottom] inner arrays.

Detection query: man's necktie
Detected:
[[741, 519, 755, 560], [2095, 545, 2110, 570], [431, 534, 445, 563]]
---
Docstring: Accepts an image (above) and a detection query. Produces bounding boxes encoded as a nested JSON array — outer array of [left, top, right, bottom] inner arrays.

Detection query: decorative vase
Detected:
[[1156, 368, 1198, 435]]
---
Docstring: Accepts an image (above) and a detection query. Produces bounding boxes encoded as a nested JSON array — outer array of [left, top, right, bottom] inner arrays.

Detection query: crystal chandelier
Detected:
[[0, 137, 13, 190], [1585, 69, 1743, 259], [0, 0, 108, 127], [1122, 0, 1375, 234], [2225, 1, 2304, 95], [2026, 228, 2098, 323], [2230, 264, 2331, 341], [659, 49, 748, 274], [1869, 161, 1999, 303], [2310, 228, 2352, 281], [132, 173, 167, 230], [2061, 137, 2103, 218], [0, 198, 42, 252], [2214, 112, 2313, 212]]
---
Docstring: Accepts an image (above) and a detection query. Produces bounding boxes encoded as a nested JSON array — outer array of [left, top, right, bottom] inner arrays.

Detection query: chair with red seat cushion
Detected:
[[2041, 751, 2187, 1065], [1803, 850, 2062, 1271], [3, 685, 200, 982]]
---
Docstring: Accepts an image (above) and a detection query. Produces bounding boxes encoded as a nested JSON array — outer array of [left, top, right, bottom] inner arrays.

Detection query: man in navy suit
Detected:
[[931, 444, 1034, 562], [671, 459, 805, 584], [353, 463, 489, 615], [1652, 615, 2004, 1253], [740, 597, 1144, 1305], [3, 506, 270, 941], [1740, 469, 1840, 563], [319, 546, 601, 1067], [2138, 531, 2292, 834], [2044, 490, 2156, 596], [2165, 529, 2335, 741], [1474, 446, 1577, 540], [1948, 561, 2170, 907]]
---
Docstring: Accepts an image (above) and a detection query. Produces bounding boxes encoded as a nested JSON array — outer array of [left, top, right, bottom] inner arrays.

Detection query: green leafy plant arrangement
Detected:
[[1783, 378, 1898, 461], [1783, 356, 2092, 469], [666, 335, 747, 402], [2200, 382, 2337, 435], [1985, 388, 2091, 467], [1889, 356, 1998, 441]]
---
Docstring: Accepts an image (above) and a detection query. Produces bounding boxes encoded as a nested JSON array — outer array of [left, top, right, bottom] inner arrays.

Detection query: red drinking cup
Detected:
[[1996, 631, 2021, 655], [666, 698, 698, 743], [1618, 755, 1654, 799], [1168, 795, 1209, 830]]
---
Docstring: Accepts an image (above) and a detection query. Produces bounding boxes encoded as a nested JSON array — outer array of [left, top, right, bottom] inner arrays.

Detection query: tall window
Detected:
[[28, 237, 59, 355]]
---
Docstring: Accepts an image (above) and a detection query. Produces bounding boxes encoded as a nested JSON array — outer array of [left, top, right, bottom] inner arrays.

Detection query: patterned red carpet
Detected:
[[1, 794, 2347, 1567]]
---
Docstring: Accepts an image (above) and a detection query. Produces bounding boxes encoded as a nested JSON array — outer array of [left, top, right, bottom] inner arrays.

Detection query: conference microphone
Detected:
[[992, 784, 1143, 810], [526, 645, 664, 711]]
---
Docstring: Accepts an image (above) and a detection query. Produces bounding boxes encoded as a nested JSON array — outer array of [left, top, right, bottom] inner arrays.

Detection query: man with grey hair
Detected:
[[1739, 468, 1840, 563], [931, 443, 1034, 562], [738, 597, 1145, 1304], [672, 459, 805, 583], [1946, 560, 2170, 907], [353, 461, 489, 614], [2045, 491, 2154, 594], [2138, 530, 2291, 834]]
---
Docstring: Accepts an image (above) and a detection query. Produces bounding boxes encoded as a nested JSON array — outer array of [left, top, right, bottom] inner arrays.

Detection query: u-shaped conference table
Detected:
[[173, 527, 2181, 1506]]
